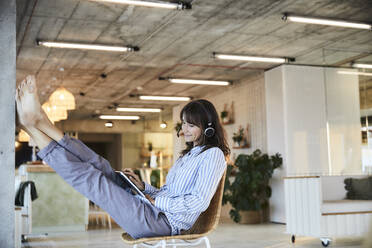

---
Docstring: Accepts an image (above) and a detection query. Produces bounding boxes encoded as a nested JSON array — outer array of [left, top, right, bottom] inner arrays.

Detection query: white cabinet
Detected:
[[265, 65, 362, 222]]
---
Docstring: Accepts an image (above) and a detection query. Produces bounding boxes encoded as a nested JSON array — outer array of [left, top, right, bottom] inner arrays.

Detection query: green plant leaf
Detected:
[[222, 149, 282, 221]]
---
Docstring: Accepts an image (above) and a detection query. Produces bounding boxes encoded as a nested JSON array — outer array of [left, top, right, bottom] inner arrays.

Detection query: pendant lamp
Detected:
[[42, 101, 68, 122], [18, 129, 30, 142], [49, 87, 76, 110]]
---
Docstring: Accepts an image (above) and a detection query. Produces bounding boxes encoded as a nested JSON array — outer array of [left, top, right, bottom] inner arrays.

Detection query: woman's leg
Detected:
[[22, 126, 171, 238], [17, 76, 122, 185], [55, 135, 124, 186], [16, 77, 171, 238], [37, 140, 171, 238]]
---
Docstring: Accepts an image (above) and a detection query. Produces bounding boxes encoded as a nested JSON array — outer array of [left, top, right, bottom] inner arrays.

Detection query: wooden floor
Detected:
[[22, 220, 366, 248]]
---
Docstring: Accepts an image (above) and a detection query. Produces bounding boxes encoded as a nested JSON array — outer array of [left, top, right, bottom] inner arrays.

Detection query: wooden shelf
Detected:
[[25, 164, 55, 173], [233, 145, 250, 149], [140, 153, 172, 158], [222, 120, 234, 125], [139, 166, 171, 171]]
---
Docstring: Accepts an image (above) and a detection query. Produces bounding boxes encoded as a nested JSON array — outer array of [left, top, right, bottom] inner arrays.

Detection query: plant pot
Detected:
[[239, 210, 261, 224], [261, 205, 270, 222], [234, 141, 241, 147]]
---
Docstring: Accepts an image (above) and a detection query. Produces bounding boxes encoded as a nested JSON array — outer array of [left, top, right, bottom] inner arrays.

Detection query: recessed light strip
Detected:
[[99, 115, 140, 120], [139, 96, 190, 101], [37, 40, 138, 52], [213, 53, 287, 63], [116, 107, 161, 112], [282, 14, 372, 30], [89, 0, 188, 10], [352, 63, 372, 69], [337, 71, 372, 77], [168, 78, 230, 86]]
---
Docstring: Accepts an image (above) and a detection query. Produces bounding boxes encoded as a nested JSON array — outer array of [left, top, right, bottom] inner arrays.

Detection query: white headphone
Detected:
[[197, 101, 215, 138]]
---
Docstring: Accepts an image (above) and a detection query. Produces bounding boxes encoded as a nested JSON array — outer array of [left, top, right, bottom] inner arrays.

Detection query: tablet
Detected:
[[116, 171, 147, 199]]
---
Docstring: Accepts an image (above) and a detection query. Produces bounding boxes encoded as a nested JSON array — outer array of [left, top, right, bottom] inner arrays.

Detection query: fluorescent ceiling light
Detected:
[[337, 71, 372, 77], [99, 115, 140, 120], [37, 40, 138, 52], [139, 96, 191, 101], [352, 63, 372, 69], [105, 121, 113, 127], [116, 107, 161, 112], [88, 0, 189, 9], [213, 53, 287, 63], [166, 78, 230, 86], [282, 14, 372, 30]]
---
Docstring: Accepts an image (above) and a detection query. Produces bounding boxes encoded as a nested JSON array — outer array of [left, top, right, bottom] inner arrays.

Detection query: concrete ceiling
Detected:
[[15, 0, 372, 120]]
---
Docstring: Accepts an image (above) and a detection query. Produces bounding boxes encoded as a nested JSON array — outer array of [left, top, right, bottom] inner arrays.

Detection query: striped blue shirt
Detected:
[[142, 145, 226, 235]]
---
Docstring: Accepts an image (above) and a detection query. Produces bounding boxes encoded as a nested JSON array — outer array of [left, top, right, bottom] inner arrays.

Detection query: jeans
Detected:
[[37, 135, 172, 239]]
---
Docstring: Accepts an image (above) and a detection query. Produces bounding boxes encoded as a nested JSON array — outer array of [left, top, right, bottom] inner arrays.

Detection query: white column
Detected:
[[0, 0, 16, 247]]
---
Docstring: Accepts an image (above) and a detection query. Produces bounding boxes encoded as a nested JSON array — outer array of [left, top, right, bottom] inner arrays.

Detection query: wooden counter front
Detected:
[[25, 163, 55, 173]]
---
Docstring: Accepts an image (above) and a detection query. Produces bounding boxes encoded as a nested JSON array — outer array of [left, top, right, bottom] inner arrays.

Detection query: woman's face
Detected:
[[182, 114, 202, 146]]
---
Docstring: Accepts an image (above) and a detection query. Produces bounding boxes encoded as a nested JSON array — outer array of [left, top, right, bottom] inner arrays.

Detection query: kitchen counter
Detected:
[[18, 163, 88, 233]]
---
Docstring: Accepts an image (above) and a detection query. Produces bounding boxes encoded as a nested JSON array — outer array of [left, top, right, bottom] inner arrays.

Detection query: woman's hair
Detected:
[[179, 99, 230, 158]]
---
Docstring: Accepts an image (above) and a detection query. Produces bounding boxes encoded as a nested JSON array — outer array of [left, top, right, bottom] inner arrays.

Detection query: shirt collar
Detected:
[[189, 145, 204, 155]]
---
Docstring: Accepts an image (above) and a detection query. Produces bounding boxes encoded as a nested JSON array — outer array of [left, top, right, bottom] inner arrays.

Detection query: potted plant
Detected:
[[150, 169, 160, 188], [220, 110, 229, 123], [232, 127, 244, 147], [222, 149, 282, 224]]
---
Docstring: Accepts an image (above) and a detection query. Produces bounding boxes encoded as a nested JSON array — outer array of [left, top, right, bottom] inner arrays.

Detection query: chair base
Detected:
[[132, 236, 211, 248]]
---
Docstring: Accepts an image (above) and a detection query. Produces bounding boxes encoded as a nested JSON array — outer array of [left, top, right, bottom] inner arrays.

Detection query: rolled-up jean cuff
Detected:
[[37, 140, 58, 159], [56, 134, 71, 148]]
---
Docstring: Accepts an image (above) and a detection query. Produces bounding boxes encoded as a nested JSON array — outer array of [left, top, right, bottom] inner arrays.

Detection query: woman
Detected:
[[15, 75, 230, 239]]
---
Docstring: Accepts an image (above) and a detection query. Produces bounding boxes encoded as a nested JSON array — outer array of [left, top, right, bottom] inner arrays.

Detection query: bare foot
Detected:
[[16, 75, 43, 127]]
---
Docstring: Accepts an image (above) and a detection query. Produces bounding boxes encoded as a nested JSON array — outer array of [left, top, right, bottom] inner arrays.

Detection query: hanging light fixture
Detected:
[[15, 141, 21, 149], [351, 63, 372, 69], [105, 121, 114, 128], [87, 0, 191, 10], [52, 104, 68, 120], [159, 77, 231, 86], [42, 101, 68, 123], [282, 13, 372, 30], [18, 129, 30, 142], [337, 71, 372, 77], [213, 53, 292, 63], [139, 95, 191, 101], [99, 115, 140, 120], [49, 87, 76, 110], [116, 107, 162, 112], [37, 40, 140, 52], [159, 111, 167, 129]]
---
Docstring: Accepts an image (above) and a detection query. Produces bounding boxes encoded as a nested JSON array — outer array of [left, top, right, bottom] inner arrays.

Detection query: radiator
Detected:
[[284, 177, 322, 237], [284, 176, 372, 238]]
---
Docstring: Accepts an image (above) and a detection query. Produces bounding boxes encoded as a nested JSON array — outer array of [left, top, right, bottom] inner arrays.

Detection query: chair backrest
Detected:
[[181, 171, 226, 235]]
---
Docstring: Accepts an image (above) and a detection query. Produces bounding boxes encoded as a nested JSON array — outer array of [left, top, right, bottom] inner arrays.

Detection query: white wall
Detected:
[[172, 73, 268, 222], [172, 72, 267, 162]]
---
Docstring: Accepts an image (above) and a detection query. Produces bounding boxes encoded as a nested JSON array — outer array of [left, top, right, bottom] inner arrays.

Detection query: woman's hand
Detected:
[[145, 194, 155, 205], [123, 168, 145, 191]]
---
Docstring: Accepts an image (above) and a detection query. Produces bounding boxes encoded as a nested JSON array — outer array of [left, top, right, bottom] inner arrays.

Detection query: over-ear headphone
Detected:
[[196, 101, 215, 138]]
